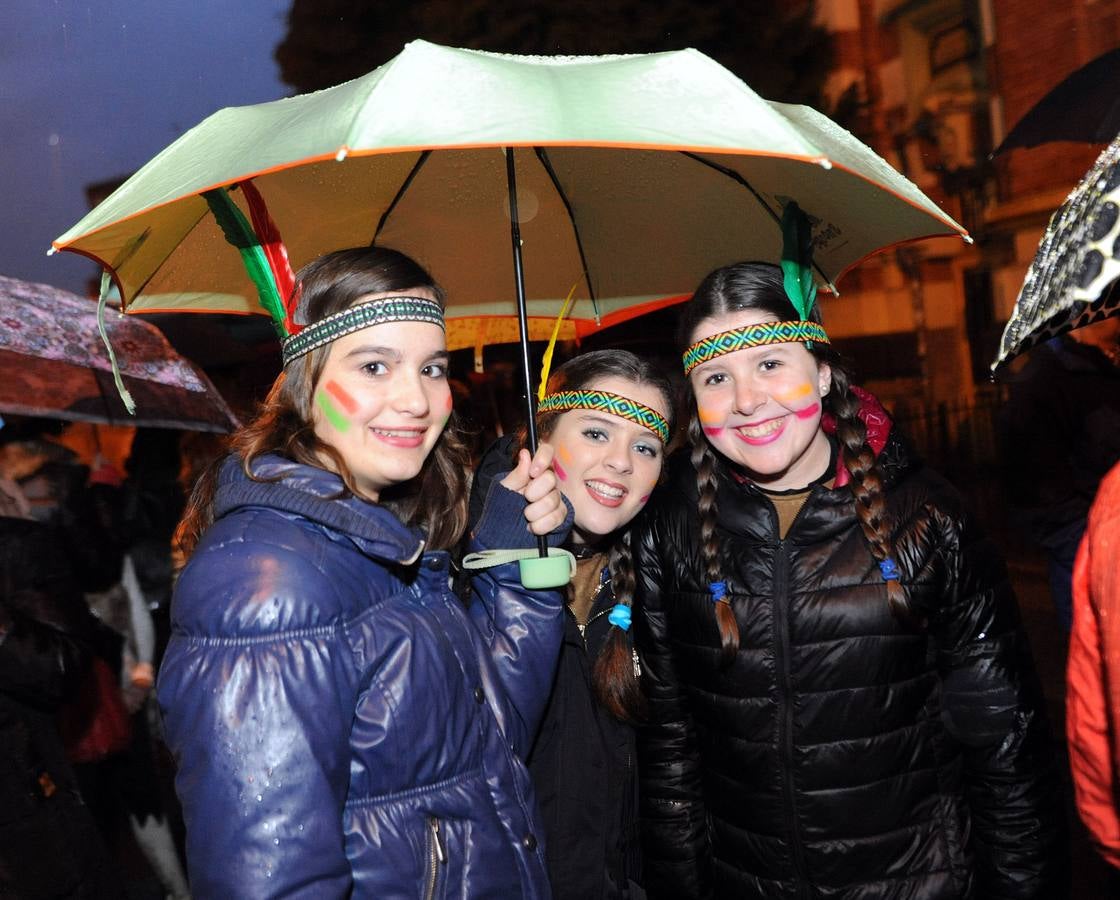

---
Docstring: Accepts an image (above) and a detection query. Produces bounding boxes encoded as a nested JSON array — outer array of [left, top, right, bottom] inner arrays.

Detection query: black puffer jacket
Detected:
[[634, 437, 1067, 899]]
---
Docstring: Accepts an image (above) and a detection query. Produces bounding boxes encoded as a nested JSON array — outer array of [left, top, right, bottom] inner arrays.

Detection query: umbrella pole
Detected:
[[505, 148, 550, 562]]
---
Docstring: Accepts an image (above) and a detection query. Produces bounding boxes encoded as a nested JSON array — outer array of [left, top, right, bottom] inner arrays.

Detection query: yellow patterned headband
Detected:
[[682, 320, 829, 375], [537, 390, 670, 444]]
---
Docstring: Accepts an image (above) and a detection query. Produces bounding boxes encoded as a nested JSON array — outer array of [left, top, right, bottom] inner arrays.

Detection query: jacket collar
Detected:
[[660, 423, 917, 545], [213, 454, 425, 566]]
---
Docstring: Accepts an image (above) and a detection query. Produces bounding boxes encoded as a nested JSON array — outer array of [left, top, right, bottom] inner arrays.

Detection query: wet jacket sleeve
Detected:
[[466, 481, 569, 756], [633, 517, 713, 900], [157, 542, 357, 899], [928, 500, 1069, 898], [1066, 490, 1120, 868]]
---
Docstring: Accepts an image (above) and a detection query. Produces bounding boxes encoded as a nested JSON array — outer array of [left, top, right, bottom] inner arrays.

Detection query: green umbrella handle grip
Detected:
[[461, 548, 575, 589]]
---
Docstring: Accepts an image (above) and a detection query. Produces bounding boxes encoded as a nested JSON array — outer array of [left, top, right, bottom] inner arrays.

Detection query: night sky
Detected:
[[1, 0, 290, 295]]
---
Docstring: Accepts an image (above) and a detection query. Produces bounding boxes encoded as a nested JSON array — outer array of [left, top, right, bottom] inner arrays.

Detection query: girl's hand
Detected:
[[500, 445, 567, 536]]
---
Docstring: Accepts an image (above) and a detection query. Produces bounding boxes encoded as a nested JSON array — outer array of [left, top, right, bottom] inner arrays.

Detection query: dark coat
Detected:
[[158, 455, 566, 899], [998, 336, 1120, 546], [471, 436, 643, 900], [634, 436, 1067, 899], [0, 517, 121, 899], [529, 572, 643, 900]]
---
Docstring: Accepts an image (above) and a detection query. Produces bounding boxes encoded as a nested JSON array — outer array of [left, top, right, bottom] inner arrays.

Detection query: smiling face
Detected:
[[689, 309, 832, 491], [311, 288, 451, 501], [543, 375, 669, 544]]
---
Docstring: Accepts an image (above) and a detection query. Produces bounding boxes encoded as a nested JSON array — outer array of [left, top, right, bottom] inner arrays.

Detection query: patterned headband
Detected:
[[682, 320, 830, 375], [281, 296, 445, 366], [538, 390, 670, 445]]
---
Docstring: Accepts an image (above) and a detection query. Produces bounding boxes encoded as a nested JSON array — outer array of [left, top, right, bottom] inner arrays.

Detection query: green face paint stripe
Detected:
[[316, 390, 351, 432]]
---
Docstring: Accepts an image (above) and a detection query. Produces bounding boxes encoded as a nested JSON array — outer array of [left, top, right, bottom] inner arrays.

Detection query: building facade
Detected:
[[815, 0, 1119, 416]]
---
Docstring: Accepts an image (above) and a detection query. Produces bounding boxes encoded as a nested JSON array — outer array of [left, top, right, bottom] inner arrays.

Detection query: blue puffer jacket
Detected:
[[157, 455, 568, 898]]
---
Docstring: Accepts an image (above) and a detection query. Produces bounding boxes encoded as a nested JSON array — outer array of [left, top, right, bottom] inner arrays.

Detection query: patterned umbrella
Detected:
[[0, 275, 238, 431], [992, 134, 1120, 371]]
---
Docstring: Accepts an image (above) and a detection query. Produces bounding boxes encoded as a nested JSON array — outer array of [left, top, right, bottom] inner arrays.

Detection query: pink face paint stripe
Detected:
[[324, 379, 358, 415], [794, 402, 821, 420], [553, 460, 568, 481], [703, 426, 725, 437]]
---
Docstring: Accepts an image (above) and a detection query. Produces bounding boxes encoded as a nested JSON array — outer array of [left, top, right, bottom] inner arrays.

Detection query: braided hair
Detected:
[[677, 263, 916, 665], [536, 350, 676, 722]]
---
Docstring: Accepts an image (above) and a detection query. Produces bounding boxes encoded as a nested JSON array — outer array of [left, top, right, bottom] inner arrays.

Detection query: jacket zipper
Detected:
[[575, 574, 610, 644], [774, 540, 809, 897], [424, 815, 447, 900]]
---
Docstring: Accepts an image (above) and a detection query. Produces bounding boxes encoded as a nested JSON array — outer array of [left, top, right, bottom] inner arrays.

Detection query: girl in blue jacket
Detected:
[[158, 246, 571, 899]]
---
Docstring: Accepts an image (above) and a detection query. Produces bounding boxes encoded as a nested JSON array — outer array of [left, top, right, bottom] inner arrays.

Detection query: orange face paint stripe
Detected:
[[777, 383, 813, 403]]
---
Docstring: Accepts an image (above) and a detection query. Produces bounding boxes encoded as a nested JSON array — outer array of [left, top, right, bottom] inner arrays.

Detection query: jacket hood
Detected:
[[213, 454, 425, 566]]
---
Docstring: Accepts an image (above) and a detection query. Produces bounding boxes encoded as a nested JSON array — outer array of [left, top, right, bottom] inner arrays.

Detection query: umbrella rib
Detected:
[[370, 150, 432, 245], [679, 151, 836, 290], [533, 148, 598, 315]]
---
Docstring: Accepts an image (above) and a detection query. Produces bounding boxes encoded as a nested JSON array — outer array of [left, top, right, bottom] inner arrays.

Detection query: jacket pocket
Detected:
[[424, 815, 448, 900]]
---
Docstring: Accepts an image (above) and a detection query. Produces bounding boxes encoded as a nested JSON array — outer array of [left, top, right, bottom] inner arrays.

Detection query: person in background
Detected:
[[158, 246, 571, 898], [636, 260, 1067, 898], [998, 316, 1120, 630], [1067, 458, 1120, 894], [469, 350, 675, 899], [0, 470, 122, 898]]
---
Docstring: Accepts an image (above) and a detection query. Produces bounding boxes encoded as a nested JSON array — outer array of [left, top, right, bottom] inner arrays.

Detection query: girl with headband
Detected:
[[158, 247, 572, 898], [468, 349, 675, 900], [634, 260, 1067, 898]]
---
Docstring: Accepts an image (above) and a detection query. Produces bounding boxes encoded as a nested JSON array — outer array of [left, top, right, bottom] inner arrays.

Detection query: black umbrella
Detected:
[[995, 47, 1120, 154]]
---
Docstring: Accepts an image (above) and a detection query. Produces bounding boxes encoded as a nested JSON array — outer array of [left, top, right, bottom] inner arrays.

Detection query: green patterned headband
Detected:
[[682, 320, 830, 375], [281, 295, 445, 366], [538, 390, 670, 445]]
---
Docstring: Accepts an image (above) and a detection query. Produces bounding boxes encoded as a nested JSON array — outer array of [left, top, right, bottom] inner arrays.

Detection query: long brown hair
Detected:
[[174, 247, 472, 563], [536, 349, 676, 722], [677, 262, 915, 665]]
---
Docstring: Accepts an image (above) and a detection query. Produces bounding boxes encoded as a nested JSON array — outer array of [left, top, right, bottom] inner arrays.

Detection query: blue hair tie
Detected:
[[608, 603, 632, 631], [879, 558, 901, 582], [709, 581, 728, 603]]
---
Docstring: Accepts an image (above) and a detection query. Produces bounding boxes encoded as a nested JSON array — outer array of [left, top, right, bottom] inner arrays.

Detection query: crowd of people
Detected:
[[2, 241, 1118, 898]]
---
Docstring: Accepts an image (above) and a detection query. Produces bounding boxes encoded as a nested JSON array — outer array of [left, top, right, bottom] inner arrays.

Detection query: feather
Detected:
[[202, 188, 288, 337], [538, 283, 579, 402], [780, 201, 818, 321], [238, 180, 299, 334]]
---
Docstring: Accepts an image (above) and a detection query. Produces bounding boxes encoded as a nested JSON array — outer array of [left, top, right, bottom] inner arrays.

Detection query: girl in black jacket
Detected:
[[470, 350, 676, 899], [634, 261, 1067, 899]]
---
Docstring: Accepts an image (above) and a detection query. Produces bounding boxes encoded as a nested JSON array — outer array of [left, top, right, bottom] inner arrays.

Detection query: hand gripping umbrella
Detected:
[[53, 41, 968, 582]]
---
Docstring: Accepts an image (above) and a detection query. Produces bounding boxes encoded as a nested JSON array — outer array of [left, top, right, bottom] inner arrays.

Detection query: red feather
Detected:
[[239, 180, 300, 335]]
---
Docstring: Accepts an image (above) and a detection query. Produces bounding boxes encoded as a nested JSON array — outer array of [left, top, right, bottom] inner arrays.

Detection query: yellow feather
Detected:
[[538, 283, 579, 402]]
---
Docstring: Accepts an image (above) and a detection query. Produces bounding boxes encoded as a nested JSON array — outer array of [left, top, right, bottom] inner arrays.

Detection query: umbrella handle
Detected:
[[505, 148, 550, 563]]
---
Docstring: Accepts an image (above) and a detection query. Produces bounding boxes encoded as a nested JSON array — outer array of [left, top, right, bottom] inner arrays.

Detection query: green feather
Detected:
[[780, 202, 818, 321], [203, 188, 288, 337]]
